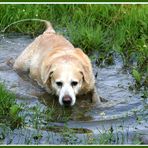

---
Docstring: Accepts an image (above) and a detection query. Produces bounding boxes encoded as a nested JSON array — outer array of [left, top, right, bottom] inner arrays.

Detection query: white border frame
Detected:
[[0, 2, 148, 146]]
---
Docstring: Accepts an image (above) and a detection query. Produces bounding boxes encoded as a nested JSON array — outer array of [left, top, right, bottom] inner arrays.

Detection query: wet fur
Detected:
[[13, 21, 100, 105]]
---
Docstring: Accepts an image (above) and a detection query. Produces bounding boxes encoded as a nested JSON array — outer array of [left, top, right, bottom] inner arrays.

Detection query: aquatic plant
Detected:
[[132, 69, 141, 86]]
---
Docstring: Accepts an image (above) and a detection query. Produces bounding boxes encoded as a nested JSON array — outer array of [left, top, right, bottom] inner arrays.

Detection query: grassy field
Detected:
[[0, 4, 147, 144], [0, 4, 147, 88]]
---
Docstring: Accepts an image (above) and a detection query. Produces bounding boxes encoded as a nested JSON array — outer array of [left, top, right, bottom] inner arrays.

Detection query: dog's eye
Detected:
[[56, 81, 63, 87], [71, 81, 78, 87]]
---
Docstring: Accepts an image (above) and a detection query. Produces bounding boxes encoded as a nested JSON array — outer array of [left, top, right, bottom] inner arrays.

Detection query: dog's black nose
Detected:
[[62, 95, 72, 106]]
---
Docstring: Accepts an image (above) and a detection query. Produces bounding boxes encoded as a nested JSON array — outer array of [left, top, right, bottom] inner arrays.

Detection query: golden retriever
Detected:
[[13, 21, 100, 106]]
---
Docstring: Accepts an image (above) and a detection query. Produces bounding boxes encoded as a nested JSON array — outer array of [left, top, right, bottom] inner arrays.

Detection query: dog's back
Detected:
[[13, 22, 74, 73]]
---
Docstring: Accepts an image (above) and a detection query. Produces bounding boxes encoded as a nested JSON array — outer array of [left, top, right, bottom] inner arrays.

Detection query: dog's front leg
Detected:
[[91, 86, 101, 103]]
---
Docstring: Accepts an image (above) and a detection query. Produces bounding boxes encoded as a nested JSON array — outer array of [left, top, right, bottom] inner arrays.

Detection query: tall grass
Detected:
[[0, 83, 22, 129], [0, 4, 147, 87], [0, 84, 15, 116]]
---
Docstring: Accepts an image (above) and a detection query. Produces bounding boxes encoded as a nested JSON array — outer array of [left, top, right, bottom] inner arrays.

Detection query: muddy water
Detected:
[[0, 34, 147, 144]]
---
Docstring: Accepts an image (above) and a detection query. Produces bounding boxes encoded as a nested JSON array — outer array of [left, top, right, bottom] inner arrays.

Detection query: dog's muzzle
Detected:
[[59, 84, 76, 106], [62, 95, 72, 106]]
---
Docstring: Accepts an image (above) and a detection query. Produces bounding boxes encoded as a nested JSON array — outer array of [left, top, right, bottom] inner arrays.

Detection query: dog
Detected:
[[13, 21, 100, 106]]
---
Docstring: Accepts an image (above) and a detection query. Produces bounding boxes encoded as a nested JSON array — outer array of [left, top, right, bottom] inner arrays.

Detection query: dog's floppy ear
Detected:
[[43, 68, 53, 85], [80, 65, 90, 84], [42, 64, 55, 85]]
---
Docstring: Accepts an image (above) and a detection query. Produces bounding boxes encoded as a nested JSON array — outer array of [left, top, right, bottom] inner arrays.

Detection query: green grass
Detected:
[[0, 4, 147, 88], [0, 83, 22, 129], [0, 84, 15, 116]]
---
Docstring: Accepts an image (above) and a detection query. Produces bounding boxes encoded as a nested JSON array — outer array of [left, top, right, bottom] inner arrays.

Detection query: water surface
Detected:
[[0, 34, 147, 144]]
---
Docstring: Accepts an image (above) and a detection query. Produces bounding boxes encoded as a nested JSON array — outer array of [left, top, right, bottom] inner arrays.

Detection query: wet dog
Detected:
[[13, 21, 100, 106]]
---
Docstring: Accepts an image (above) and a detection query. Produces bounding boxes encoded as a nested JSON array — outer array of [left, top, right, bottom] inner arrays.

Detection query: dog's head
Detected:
[[42, 56, 91, 106]]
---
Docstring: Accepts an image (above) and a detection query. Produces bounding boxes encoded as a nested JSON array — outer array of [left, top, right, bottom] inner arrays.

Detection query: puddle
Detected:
[[0, 34, 147, 144]]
